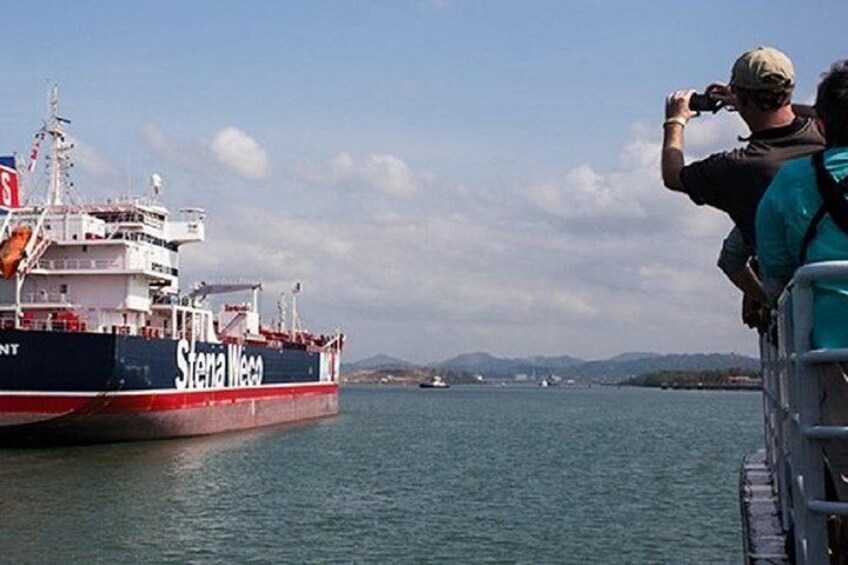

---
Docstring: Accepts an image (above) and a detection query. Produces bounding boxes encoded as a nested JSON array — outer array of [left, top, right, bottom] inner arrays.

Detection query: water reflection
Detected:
[[0, 419, 333, 562]]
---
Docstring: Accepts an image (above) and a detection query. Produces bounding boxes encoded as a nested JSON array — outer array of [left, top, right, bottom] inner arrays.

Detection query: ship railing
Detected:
[[36, 258, 124, 271], [322, 329, 345, 352], [24, 319, 87, 332], [762, 260, 848, 564], [0, 313, 88, 332], [34, 257, 170, 275], [23, 292, 70, 304]]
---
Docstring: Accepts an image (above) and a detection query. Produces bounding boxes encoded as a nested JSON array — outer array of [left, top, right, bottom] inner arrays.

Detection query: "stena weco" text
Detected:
[[175, 339, 264, 389]]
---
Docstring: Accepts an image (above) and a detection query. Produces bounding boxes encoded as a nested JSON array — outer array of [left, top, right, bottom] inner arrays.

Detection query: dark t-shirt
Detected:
[[680, 117, 825, 245]]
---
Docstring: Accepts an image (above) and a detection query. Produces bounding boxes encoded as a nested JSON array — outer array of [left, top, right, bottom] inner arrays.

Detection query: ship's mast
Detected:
[[290, 282, 302, 338], [45, 85, 72, 206], [276, 292, 287, 333]]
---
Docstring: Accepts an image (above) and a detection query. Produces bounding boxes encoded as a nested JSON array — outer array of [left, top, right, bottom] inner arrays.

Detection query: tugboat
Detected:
[[419, 375, 450, 389], [0, 87, 344, 444]]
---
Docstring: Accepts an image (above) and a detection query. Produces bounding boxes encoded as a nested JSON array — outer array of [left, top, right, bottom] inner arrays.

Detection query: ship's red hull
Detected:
[[0, 383, 338, 445]]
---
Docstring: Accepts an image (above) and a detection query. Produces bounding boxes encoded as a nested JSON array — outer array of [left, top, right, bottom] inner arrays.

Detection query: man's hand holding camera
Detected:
[[664, 90, 696, 127], [703, 83, 735, 112], [666, 86, 729, 125]]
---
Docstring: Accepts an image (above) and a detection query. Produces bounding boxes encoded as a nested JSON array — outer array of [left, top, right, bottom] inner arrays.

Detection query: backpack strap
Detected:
[[800, 202, 828, 264], [799, 151, 848, 263]]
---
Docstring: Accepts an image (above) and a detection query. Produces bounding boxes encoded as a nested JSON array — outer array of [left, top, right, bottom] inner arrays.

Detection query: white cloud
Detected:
[[141, 123, 270, 181], [618, 122, 661, 170], [70, 138, 121, 178], [526, 163, 646, 220], [639, 263, 715, 295], [293, 152, 429, 198], [141, 123, 208, 175], [684, 111, 749, 156], [142, 123, 172, 157], [550, 290, 599, 317], [208, 127, 269, 180]]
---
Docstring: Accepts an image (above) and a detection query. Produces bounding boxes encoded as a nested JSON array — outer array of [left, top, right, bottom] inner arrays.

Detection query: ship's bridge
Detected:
[[165, 208, 205, 244]]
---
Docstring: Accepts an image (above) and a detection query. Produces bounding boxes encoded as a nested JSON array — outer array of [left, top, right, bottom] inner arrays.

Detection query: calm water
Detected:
[[0, 386, 762, 564]]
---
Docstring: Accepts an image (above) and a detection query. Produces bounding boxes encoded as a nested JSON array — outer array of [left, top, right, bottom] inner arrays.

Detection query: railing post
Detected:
[[762, 330, 791, 530], [792, 277, 828, 563], [777, 304, 795, 536]]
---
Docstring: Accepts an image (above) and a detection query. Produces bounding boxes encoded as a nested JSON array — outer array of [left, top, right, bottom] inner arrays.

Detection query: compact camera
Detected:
[[689, 92, 722, 113]]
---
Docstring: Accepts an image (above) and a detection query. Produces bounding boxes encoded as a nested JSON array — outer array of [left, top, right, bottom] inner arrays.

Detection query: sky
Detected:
[[0, 1, 844, 363]]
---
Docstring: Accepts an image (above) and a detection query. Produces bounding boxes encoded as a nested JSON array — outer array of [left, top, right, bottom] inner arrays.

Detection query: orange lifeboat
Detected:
[[0, 226, 32, 279]]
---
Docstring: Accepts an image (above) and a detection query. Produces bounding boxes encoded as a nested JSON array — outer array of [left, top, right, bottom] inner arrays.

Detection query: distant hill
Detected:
[[621, 368, 761, 389], [433, 351, 584, 377], [342, 354, 418, 372], [604, 352, 661, 363], [343, 351, 760, 384], [563, 353, 759, 383]]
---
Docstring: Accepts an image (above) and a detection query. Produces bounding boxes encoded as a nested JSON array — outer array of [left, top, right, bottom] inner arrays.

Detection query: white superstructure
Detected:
[[0, 86, 339, 353], [0, 86, 215, 340], [0, 200, 206, 336]]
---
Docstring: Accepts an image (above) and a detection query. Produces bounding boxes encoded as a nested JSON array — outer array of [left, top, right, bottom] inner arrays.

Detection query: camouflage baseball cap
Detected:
[[730, 46, 795, 91]]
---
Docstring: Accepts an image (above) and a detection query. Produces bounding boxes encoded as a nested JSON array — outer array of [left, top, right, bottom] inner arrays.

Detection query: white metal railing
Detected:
[[34, 257, 165, 273], [23, 292, 70, 304], [762, 260, 848, 564], [36, 258, 124, 271]]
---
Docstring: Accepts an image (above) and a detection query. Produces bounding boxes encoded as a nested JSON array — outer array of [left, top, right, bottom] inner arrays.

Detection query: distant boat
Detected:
[[539, 375, 562, 387], [420, 375, 450, 389]]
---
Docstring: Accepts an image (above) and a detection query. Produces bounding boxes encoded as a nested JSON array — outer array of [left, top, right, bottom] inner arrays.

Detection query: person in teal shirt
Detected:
[[757, 61, 848, 349], [758, 61, 848, 509]]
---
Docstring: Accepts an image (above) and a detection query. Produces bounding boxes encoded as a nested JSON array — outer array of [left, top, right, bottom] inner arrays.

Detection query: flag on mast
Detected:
[[27, 129, 46, 173], [0, 156, 20, 208]]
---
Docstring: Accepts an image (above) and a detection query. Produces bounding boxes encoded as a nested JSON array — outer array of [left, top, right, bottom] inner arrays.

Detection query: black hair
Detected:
[[735, 86, 793, 111], [816, 60, 848, 147]]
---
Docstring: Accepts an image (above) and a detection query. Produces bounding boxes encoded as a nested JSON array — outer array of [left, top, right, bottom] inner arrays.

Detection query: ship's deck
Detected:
[[740, 450, 789, 564]]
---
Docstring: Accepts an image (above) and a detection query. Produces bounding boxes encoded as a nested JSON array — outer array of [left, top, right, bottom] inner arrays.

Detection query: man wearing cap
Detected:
[[661, 46, 824, 328]]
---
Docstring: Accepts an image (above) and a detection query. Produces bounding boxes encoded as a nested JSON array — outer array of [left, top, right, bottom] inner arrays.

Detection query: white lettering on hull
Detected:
[[175, 339, 264, 390]]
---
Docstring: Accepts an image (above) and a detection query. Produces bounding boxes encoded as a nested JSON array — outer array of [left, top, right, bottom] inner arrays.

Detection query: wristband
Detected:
[[663, 117, 687, 129]]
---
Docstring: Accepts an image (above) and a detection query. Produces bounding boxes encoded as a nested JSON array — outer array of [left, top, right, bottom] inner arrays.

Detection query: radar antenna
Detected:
[[44, 84, 74, 206], [149, 173, 163, 200], [290, 282, 303, 337], [276, 292, 287, 333]]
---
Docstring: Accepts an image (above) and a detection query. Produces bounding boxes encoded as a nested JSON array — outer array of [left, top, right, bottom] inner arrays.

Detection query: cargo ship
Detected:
[[0, 87, 343, 445]]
